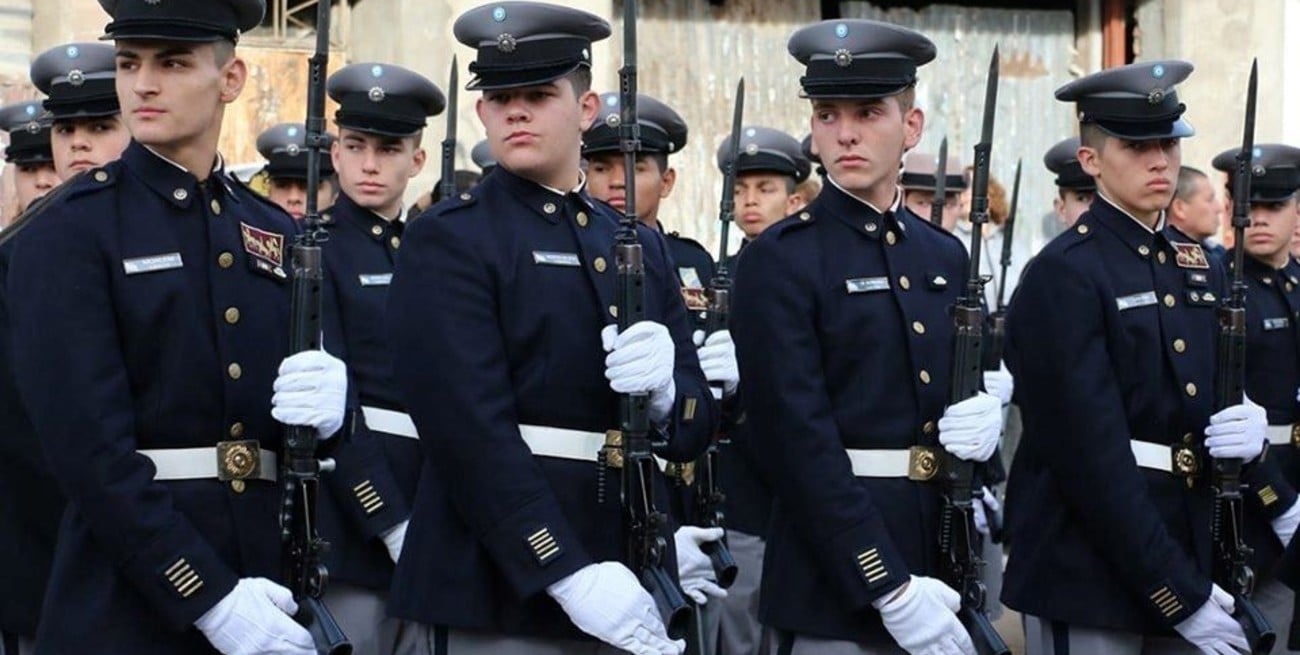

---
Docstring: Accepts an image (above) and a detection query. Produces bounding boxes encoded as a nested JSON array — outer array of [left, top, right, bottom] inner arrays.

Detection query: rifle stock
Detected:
[[1213, 59, 1274, 655], [942, 47, 1010, 655], [282, 2, 350, 652], [616, 0, 689, 638]]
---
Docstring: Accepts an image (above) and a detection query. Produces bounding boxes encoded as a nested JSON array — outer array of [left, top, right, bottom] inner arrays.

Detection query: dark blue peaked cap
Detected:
[[98, 0, 265, 43], [454, 2, 610, 91], [31, 42, 119, 120], [1056, 60, 1195, 140], [787, 19, 936, 99]]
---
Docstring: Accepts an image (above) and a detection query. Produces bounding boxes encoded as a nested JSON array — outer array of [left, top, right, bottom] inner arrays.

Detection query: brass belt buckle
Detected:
[[1291, 424, 1300, 448], [216, 439, 261, 481], [908, 446, 939, 482], [664, 461, 696, 486], [1170, 444, 1200, 479], [601, 430, 624, 469]]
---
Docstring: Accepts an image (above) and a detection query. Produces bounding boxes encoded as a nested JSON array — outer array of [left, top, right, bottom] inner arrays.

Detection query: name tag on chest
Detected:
[[1264, 317, 1291, 331], [533, 251, 580, 267], [845, 277, 890, 294], [358, 273, 392, 287], [123, 252, 183, 275], [1116, 290, 1157, 311]]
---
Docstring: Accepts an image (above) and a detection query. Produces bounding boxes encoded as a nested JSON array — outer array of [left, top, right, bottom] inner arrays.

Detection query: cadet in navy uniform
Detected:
[[730, 20, 1006, 655], [709, 125, 811, 655], [724, 126, 812, 245], [583, 92, 716, 329], [1212, 143, 1300, 646], [899, 150, 966, 231], [255, 122, 337, 220], [0, 102, 58, 217], [31, 42, 130, 181], [1042, 136, 1097, 237], [1002, 61, 1272, 654], [5, 1, 350, 653], [0, 39, 127, 655], [386, 2, 716, 654], [315, 61, 445, 654]]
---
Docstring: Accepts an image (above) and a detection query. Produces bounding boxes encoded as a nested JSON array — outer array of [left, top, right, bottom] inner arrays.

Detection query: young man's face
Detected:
[[114, 40, 245, 154], [267, 176, 334, 220], [476, 79, 598, 188], [810, 96, 922, 198], [331, 128, 425, 218], [902, 189, 962, 230], [1078, 136, 1180, 218], [1053, 188, 1094, 227], [51, 115, 130, 179], [1171, 175, 1221, 241], [734, 172, 800, 239], [585, 152, 674, 224], [13, 161, 60, 212], [1244, 197, 1298, 264]]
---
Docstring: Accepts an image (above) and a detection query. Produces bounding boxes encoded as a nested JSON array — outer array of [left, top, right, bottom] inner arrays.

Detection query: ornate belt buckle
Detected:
[[664, 461, 696, 486], [1170, 444, 1200, 479], [601, 430, 624, 469], [908, 446, 940, 482], [216, 439, 261, 481]]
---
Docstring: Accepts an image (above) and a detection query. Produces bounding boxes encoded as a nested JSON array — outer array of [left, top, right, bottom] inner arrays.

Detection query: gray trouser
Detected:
[[389, 623, 632, 655], [1024, 614, 1199, 655], [1025, 580, 1295, 655], [1254, 578, 1295, 654], [764, 630, 905, 655], [324, 581, 397, 655], [981, 530, 1005, 622], [714, 530, 767, 655]]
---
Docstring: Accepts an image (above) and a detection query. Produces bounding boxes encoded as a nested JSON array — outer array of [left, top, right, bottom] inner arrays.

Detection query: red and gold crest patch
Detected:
[[240, 222, 286, 278], [1172, 242, 1209, 270]]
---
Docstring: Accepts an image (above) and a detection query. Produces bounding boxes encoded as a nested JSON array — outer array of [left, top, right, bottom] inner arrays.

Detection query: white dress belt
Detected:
[[1266, 425, 1296, 447], [139, 446, 277, 481]]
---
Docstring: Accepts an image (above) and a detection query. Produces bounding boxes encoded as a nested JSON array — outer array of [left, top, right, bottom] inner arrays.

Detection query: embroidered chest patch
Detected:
[[240, 222, 286, 277], [1172, 242, 1209, 270]]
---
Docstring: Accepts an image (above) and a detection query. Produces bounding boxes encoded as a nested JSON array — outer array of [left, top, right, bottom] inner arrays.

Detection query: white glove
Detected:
[[194, 578, 315, 655], [1273, 500, 1300, 545], [872, 576, 975, 655], [272, 350, 347, 441], [1173, 584, 1249, 655], [938, 393, 1001, 462], [691, 330, 738, 400], [982, 363, 1014, 407], [674, 526, 728, 605], [547, 561, 685, 655], [381, 519, 409, 564], [972, 487, 1001, 537], [602, 323, 677, 425], [1205, 397, 1267, 463]]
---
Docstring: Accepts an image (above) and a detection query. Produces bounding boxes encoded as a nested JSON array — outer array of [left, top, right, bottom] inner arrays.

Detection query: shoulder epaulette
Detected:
[[0, 168, 108, 248]]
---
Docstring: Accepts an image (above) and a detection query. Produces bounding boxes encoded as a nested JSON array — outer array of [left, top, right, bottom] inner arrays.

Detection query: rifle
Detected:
[[930, 136, 948, 226], [613, 0, 689, 639], [1213, 59, 1275, 654], [942, 47, 1010, 655], [281, 1, 350, 652], [677, 79, 747, 655], [982, 158, 1019, 372], [437, 56, 458, 203]]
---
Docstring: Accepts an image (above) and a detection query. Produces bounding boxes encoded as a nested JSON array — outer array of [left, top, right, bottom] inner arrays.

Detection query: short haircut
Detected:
[[212, 39, 235, 66], [563, 66, 592, 96], [1174, 166, 1208, 202], [894, 84, 917, 113], [1079, 122, 1108, 151]]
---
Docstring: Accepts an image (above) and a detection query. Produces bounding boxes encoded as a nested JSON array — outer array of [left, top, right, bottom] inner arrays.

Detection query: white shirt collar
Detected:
[[827, 175, 902, 215], [540, 169, 587, 197], [144, 146, 224, 176], [1097, 190, 1165, 233]]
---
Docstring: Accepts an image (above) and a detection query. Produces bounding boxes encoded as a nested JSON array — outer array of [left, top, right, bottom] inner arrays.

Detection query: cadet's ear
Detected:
[[578, 89, 600, 132], [1077, 146, 1102, 178], [218, 55, 247, 105], [659, 167, 676, 199], [902, 105, 924, 151], [410, 148, 427, 178]]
